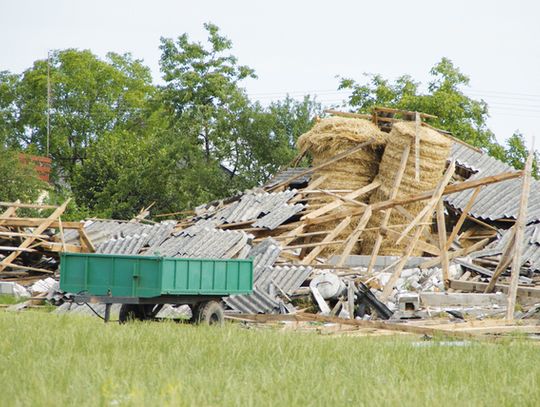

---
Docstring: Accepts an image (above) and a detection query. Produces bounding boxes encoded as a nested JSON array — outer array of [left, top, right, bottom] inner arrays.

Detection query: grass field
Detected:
[[1, 312, 540, 406]]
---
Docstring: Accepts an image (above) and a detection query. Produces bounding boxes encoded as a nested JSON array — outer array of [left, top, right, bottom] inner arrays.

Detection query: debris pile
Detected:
[[3, 107, 540, 336]]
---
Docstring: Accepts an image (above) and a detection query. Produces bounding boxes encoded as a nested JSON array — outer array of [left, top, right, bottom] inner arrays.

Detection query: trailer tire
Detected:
[[119, 304, 144, 324], [194, 301, 224, 326]]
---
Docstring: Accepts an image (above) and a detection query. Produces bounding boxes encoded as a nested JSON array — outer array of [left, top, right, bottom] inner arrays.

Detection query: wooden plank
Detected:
[[0, 218, 82, 229], [0, 262, 54, 274], [373, 106, 438, 119], [0, 199, 70, 272], [38, 242, 82, 253], [367, 145, 411, 274], [301, 216, 352, 264], [506, 150, 533, 321], [0, 231, 49, 239], [324, 109, 372, 120], [278, 224, 305, 247], [0, 203, 18, 226], [233, 313, 479, 340], [419, 238, 490, 270], [303, 182, 379, 220], [484, 228, 516, 293], [446, 186, 483, 249], [395, 161, 456, 245], [449, 279, 540, 300], [436, 198, 450, 289], [289, 175, 329, 204], [381, 163, 455, 301], [0, 202, 58, 209], [78, 227, 96, 253], [285, 240, 346, 250], [336, 206, 372, 267], [266, 139, 375, 192], [384, 229, 441, 256], [58, 216, 66, 252], [414, 112, 420, 181], [304, 170, 522, 227], [0, 246, 36, 253]]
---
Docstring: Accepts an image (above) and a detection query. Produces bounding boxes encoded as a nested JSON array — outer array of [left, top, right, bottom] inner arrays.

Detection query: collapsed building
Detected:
[[2, 107, 540, 334]]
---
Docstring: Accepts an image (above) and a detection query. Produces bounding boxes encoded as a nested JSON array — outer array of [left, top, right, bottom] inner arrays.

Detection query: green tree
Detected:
[[0, 147, 46, 203], [12, 49, 154, 183], [504, 132, 539, 177], [339, 58, 506, 160]]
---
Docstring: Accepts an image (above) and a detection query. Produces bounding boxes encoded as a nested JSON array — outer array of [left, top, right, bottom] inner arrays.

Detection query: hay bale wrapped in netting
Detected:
[[361, 121, 452, 256], [297, 117, 386, 257]]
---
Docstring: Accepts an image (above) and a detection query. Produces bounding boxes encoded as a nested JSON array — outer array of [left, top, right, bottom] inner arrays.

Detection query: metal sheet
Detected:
[[447, 143, 540, 222]]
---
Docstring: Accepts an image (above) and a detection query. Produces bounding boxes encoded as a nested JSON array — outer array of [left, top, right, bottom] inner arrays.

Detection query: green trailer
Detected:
[[60, 252, 253, 324]]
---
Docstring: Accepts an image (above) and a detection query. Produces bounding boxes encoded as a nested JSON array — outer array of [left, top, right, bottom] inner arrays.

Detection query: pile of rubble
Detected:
[[3, 107, 540, 334]]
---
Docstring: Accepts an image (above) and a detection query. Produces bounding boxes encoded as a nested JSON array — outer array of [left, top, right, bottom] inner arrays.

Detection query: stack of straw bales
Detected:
[[297, 117, 386, 257], [361, 121, 452, 256]]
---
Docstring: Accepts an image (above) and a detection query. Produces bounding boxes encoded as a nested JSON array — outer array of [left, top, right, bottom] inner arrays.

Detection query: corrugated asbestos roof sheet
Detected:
[[264, 168, 311, 188], [483, 224, 540, 271], [215, 190, 300, 224], [447, 143, 540, 222], [64, 220, 175, 255], [225, 238, 312, 314], [150, 221, 251, 259]]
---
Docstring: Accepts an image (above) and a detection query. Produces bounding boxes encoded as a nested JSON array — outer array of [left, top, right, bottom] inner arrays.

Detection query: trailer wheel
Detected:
[[119, 304, 150, 323], [193, 301, 224, 326]]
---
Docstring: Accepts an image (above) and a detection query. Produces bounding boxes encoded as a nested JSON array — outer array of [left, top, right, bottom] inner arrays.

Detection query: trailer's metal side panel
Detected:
[[60, 253, 252, 298]]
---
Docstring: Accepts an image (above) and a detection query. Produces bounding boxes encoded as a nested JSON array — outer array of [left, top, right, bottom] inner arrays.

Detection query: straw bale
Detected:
[[361, 122, 452, 256], [297, 117, 386, 257]]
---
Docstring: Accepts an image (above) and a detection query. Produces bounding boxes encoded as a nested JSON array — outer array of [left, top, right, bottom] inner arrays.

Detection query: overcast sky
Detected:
[[2, 0, 539, 146]]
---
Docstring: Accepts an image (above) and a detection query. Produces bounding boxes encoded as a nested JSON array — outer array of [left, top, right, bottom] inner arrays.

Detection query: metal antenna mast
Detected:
[[46, 51, 51, 157]]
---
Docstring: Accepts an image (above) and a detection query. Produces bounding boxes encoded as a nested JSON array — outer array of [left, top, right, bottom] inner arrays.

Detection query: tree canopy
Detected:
[[0, 26, 533, 219]]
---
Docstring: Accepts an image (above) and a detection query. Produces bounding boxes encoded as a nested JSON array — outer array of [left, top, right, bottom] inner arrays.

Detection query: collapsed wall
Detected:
[[297, 117, 386, 256], [361, 121, 452, 256]]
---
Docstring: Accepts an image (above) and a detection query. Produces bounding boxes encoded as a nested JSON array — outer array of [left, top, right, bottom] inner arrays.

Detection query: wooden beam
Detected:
[[395, 161, 456, 245], [446, 186, 483, 250], [367, 145, 411, 274], [449, 279, 540, 300], [336, 206, 372, 267], [381, 163, 455, 301], [0, 203, 18, 226], [0, 202, 58, 209], [304, 171, 522, 227], [373, 106, 438, 119], [301, 216, 352, 264], [278, 224, 306, 247], [285, 240, 346, 250], [484, 229, 516, 293], [506, 150, 533, 321], [0, 262, 54, 274], [303, 182, 379, 220], [38, 242, 82, 253], [0, 218, 82, 229], [324, 109, 372, 120], [0, 199, 70, 272], [414, 112, 420, 181], [0, 246, 36, 253], [419, 237, 490, 270], [384, 229, 441, 256], [436, 198, 450, 288], [266, 139, 375, 192]]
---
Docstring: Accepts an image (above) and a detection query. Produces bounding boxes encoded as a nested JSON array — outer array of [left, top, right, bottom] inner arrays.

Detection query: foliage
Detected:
[[339, 58, 510, 162], [0, 147, 46, 203], [503, 132, 539, 177], [5, 49, 154, 184]]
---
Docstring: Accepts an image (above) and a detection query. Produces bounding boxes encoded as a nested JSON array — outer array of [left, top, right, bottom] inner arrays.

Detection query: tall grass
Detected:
[[1, 312, 539, 406]]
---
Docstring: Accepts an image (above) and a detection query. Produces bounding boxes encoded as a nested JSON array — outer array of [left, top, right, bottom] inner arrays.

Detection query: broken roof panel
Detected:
[[447, 143, 540, 222], [215, 190, 299, 224]]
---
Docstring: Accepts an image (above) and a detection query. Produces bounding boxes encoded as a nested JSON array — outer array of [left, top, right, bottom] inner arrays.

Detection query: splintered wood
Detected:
[[0, 199, 92, 281]]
